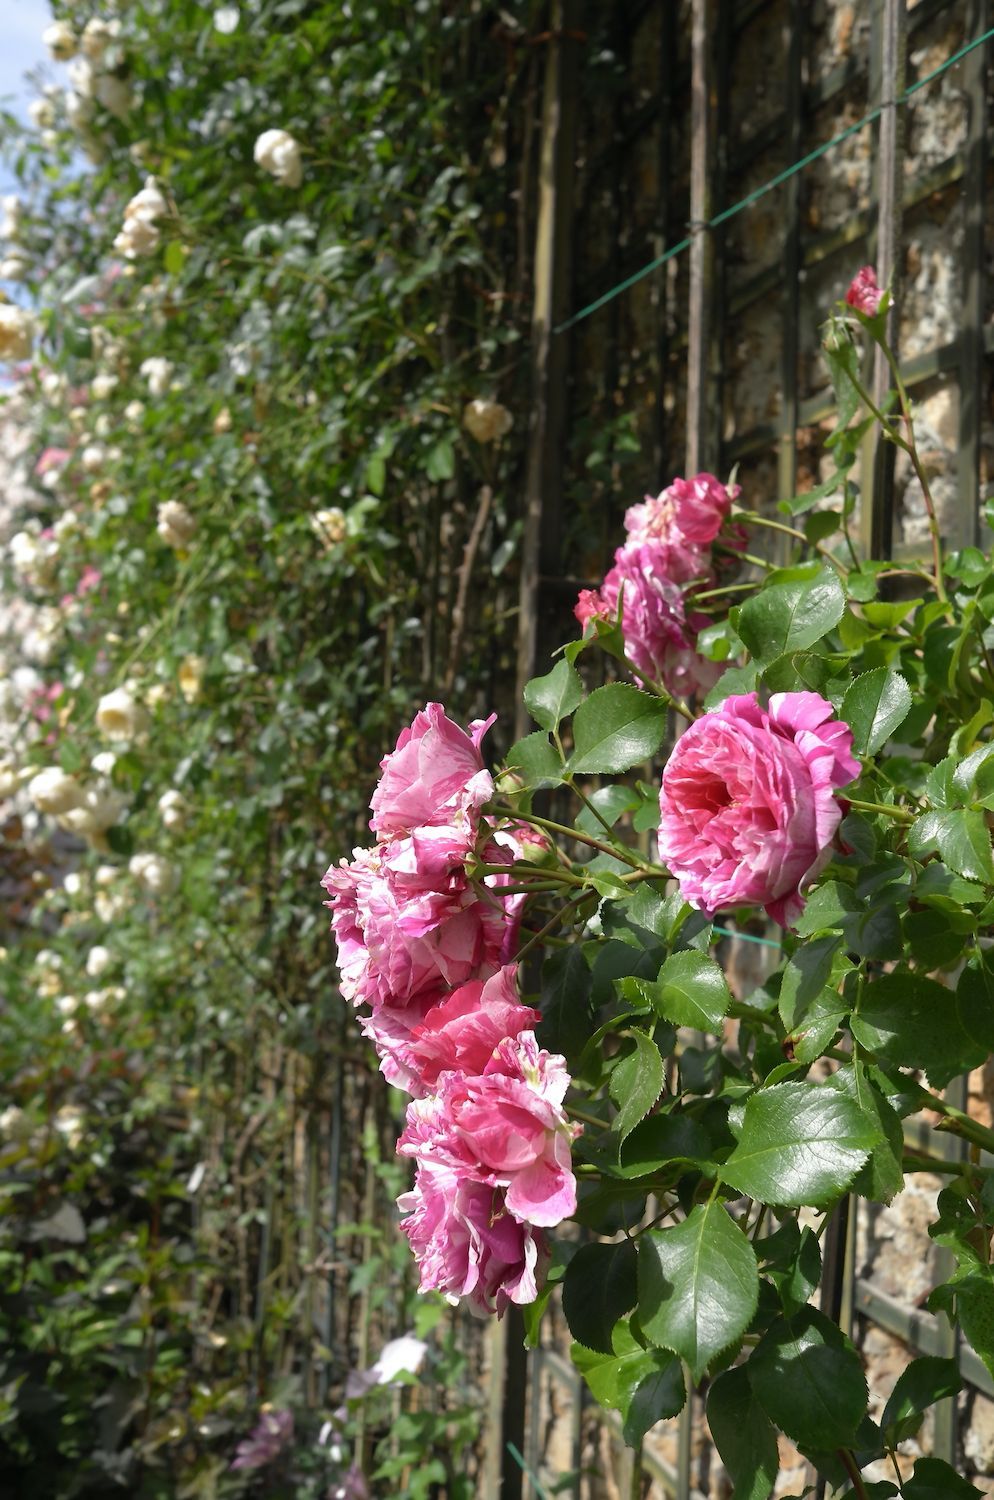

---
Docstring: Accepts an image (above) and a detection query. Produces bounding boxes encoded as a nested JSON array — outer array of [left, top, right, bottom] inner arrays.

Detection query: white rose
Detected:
[[0, 760, 20, 798], [129, 852, 178, 896], [462, 398, 513, 444], [253, 129, 303, 188], [113, 218, 159, 260], [30, 767, 83, 816], [0, 253, 29, 282], [80, 443, 107, 473], [311, 507, 347, 550], [156, 500, 196, 550], [178, 654, 206, 704], [66, 90, 95, 130], [96, 686, 149, 742], [63, 872, 83, 897], [85, 945, 112, 978], [28, 97, 55, 130], [59, 785, 128, 838], [81, 17, 117, 60], [0, 305, 35, 362], [67, 57, 94, 97], [158, 788, 188, 832], [140, 356, 174, 396], [91, 750, 117, 777], [43, 21, 77, 60], [41, 370, 68, 403], [95, 74, 132, 121], [124, 399, 145, 426], [54, 1105, 84, 1148], [91, 372, 118, 400]]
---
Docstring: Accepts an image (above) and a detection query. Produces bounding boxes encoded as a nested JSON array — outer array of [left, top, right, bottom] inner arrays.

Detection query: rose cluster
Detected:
[[575, 471, 743, 698], [321, 704, 579, 1315]]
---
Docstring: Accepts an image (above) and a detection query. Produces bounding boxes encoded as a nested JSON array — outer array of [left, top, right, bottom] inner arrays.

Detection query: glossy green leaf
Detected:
[[609, 1031, 665, 1142], [902, 1457, 983, 1499], [721, 1081, 881, 1208], [957, 949, 994, 1051], [567, 684, 668, 775], [748, 1308, 868, 1451], [841, 667, 912, 755], [737, 564, 846, 665], [706, 1366, 778, 1500], [880, 1356, 961, 1447], [561, 1239, 637, 1355], [909, 809, 994, 883], [644, 949, 732, 1033], [523, 659, 584, 732], [638, 1201, 759, 1381], [850, 971, 986, 1086], [571, 1319, 685, 1448], [505, 731, 563, 789], [538, 945, 593, 1069], [618, 1113, 712, 1178]]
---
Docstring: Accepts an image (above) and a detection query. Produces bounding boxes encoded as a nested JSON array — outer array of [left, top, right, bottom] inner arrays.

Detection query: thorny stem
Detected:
[[515, 889, 593, 962], [882, 342, 947, 603], [844, 797, 915, 825], [490, 807, 645, 868], [736, 510, 849, 575], [620, 653, 694, 720]]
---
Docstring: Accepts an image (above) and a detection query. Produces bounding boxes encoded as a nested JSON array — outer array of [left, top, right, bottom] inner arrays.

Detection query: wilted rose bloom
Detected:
[[575, 543, 719, 699], [59, 784, 128, 840], [310, 507, 347, 550], [625, 472, 740, 552], [140, 356, 174, 396], [129, 852, 179, 896], [178, 655, 206, 703], [156, 500, 196, 550], [96, 686, 149, 742], [399, 1031, 579, 1226], [398, 1162, 548, 1316], [370, 702, 495, 840], [30, 766, 84, 817], [321, 825, 512, 1014], [658, 690, 861, 927], [463, 398, 513, 444], [846, 265, 883, 317], [213, 406, 232, 434], [43, 20, 77, 60], [253, 128, 303, 188], [0, 304, 35, 362], [230, 1409, 293, 1472], [94, 73, 132, 121], [158, 788, 188, 831]]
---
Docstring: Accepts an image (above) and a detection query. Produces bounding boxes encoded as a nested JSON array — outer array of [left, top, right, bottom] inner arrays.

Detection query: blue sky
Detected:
[[2, 0, 54, 194]]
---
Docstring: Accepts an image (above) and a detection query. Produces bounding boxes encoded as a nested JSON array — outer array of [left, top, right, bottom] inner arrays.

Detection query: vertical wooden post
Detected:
[[777, 0, 804, 559], [865, 0, 906, 562], [515, 1, 581, 739], [685, 0, 714, 476], [957, 0, 989, 549], [653, 2, 676, 482]]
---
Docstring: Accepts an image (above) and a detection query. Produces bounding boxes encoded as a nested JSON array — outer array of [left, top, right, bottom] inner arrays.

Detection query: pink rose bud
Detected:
[[845, 265, 883, 317], [657, 691, 860, 927], [369, 702, 495, 839]]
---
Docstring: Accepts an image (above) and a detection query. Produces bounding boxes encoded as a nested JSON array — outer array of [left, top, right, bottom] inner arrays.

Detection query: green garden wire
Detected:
[[555, 23, 994, 334]]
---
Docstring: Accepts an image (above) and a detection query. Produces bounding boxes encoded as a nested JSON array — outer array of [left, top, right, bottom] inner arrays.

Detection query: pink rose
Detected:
[[575, 543, 719, 698], [399, 1031, 579, 1227], [369, 703, 495, 839], [846, 265, 883, 317], [404, 966, 541, 1095], [625, 472, 740, 550], [321, 825, 513, 1012], [398, 1162, 548, 1316], [657, 691, 860, 927]]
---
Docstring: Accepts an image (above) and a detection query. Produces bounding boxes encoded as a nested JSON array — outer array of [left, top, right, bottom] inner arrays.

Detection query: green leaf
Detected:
[[609, 1031, 665, 1143], [748, 1308, 868, 1451], [850, 971, 986, 1086], [902, 1457, 983, 1499], [706, 1366, 778, 1500], [909, 809, 994, 883], [505, 731, 563, 789], [704, 662, 760, 709], [575, 785, 638, 835], [538, 946, 593, 1069], [880, 1356, 961, 1447], [721, 1081, 881, 1208], [571, 1319, 685, 1448], [561, 1239, 637, 1355], [638, 1201, 759, 1381], [841, 668, 912, 755], [164, 239, 186, 275], [737, 564, 846, 665], [618, 1113, 712, 1178], [778, 934, 846, 1029], [567, 684, 668, 775], [425, 437, 455, 481], [523, 659, 584, 733], [643, 950, 732, 1034], [957, 949, 994, 1050]]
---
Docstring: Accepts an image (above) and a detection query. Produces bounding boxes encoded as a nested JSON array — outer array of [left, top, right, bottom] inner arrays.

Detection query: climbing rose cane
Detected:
[[657, 690, 860, 927]]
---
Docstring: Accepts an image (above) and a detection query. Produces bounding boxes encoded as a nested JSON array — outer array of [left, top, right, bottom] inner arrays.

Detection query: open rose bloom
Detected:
[[658, 690, 860, 927], [322, 706, 580, 1315]]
